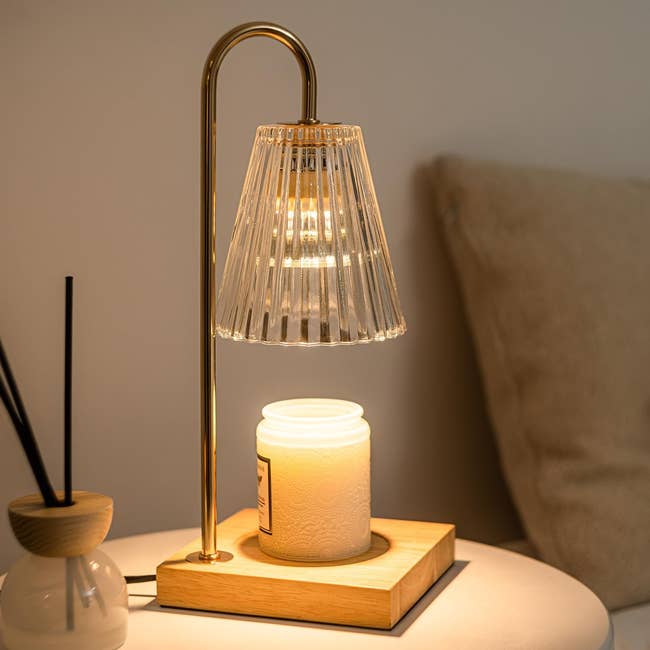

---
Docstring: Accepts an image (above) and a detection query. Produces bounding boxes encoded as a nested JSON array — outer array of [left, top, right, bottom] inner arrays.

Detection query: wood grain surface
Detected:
[[8, 491, 113, 557], [156, 508, 455, 629]]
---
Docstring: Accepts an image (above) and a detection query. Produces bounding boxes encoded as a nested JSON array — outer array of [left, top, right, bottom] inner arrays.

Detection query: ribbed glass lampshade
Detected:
[[216, 124, 406, 345]]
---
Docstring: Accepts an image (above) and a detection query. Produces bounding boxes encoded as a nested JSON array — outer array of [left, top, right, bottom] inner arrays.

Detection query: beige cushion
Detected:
[[434, 155, 650, 610]]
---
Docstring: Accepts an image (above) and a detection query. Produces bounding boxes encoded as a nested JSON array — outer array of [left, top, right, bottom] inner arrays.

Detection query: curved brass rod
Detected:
[[198, 23, 319, 562]]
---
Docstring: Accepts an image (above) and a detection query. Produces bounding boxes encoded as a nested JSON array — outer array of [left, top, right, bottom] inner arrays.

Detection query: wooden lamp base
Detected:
[[156, 509, 455, 629]]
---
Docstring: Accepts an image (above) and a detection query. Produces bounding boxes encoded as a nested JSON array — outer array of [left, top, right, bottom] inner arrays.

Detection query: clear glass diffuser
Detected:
[[0, 550, 128, 650], [216, 124, 406, 345]]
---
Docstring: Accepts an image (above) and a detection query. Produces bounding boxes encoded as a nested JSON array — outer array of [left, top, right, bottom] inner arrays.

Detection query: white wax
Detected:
[[256, 398, 371, 562]]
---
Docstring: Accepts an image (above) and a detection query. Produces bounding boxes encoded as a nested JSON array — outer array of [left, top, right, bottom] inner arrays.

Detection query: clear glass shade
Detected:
[[216, 124, 406, 345]]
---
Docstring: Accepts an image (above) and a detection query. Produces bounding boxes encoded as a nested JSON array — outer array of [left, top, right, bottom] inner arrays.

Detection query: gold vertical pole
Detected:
[[198, 22, 318, 562]]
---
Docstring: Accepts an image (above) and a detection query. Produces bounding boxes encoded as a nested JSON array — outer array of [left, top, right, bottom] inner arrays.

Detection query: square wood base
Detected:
[[156, 508, 455, 629]]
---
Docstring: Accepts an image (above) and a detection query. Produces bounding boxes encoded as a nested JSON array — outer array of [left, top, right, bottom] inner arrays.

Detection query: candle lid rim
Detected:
[[262, 398, 364, 425]]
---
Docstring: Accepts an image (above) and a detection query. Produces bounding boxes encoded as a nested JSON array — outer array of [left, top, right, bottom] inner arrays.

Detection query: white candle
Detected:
[[256, 398, 371, 562]]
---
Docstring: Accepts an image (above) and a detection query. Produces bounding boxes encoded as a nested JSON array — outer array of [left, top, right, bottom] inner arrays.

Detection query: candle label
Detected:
[[257, 454, 272, 534]]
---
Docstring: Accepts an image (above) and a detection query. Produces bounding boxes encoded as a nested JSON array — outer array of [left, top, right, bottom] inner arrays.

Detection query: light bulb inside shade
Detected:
[[217, 124, 406, 345], [270, 167, 339, 268]]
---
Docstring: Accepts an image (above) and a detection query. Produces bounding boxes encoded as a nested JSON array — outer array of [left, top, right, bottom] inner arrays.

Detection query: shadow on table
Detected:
[[137, 560, 469, 637]]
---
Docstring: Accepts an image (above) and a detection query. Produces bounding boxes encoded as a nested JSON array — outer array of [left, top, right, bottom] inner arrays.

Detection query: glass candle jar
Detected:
[[256, 398, 371, 562]]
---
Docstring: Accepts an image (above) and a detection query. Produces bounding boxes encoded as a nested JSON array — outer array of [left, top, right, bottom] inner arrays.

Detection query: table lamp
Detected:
[[156, 22, 455, 629]]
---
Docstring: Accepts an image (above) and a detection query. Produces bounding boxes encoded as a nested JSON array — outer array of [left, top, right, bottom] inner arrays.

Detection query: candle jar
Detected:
[[256, 398, 371, 562]]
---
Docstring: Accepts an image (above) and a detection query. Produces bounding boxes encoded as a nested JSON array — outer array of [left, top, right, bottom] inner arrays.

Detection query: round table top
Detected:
[[89, 527, 612, 650]]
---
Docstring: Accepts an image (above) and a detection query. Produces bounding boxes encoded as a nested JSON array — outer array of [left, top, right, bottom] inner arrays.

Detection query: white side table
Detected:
[[1, 527, 613, 650]]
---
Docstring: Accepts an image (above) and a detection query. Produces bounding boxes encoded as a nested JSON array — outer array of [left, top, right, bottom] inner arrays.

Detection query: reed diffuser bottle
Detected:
[[0, 279, 127, 648], [0, 492, 128, 650]]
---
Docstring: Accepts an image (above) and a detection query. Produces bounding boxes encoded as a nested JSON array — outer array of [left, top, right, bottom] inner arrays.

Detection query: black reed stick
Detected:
[[0, 339, 59, 507], [64, 276, 73, 506], [0, 375, 27, 447]]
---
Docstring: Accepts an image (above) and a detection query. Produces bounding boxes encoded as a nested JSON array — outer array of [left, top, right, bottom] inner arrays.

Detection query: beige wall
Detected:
[[2, 0, 649, 570]]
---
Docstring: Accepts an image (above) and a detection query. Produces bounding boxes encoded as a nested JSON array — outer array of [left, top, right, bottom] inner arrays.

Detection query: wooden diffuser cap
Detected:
[[8, 491, 113, 558]]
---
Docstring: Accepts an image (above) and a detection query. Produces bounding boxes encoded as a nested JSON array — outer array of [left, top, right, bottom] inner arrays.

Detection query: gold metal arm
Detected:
[[199, 23, 319, 562]]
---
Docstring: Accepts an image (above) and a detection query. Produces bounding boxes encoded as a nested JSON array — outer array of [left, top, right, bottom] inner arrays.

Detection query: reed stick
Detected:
[[0, 340, 59, 507], [64, 276, 73, 506]]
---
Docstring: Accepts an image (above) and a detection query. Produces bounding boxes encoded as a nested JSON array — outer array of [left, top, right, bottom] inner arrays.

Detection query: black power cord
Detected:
[[125, 575, 156, 584]]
